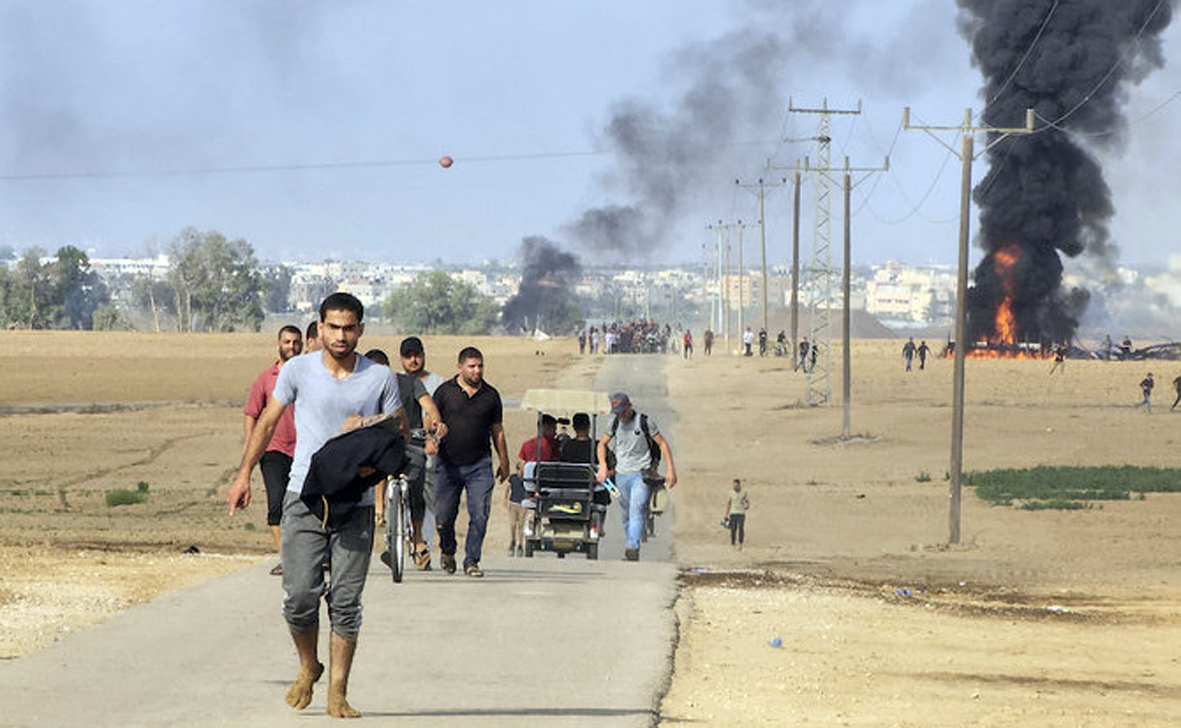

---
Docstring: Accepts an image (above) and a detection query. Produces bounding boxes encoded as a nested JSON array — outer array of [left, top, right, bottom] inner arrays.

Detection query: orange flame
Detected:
[[968, 243, 1046, 360]]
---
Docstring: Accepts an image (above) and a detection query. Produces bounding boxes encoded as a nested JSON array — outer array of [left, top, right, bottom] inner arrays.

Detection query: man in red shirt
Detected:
[[243, 324, 303, 574], [517, 414, 559, 464]]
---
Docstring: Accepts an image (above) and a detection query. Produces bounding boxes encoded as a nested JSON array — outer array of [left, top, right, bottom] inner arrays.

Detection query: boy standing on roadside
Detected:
[[722, 478, 750, 550]]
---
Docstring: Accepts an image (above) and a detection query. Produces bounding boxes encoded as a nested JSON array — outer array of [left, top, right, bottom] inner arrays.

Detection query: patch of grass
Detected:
[[106, 481, 150, 507], [915, 471, 932, 483], [965, 465, 1181, 510], [1020, 499, 1091, 511]]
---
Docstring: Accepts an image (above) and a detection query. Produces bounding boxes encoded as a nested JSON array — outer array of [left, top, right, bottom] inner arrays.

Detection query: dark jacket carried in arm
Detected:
[[300, 418, 407, 528]]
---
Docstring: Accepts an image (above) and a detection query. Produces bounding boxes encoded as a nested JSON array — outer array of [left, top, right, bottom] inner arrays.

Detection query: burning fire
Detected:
[[968, 243, 1046, 360]]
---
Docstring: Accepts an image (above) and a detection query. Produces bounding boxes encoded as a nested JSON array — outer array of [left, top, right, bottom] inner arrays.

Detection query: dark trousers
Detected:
[[259, 451, 293, 527], [434, 456, 495, 568], [729, 513, 746, 545]]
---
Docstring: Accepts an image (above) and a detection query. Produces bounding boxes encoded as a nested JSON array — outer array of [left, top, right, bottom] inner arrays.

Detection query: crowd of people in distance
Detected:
[[578, 320, 681, 355]]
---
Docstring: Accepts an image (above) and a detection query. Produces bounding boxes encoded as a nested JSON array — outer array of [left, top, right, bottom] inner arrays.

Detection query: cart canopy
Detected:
[[520, 389, 611, 416]]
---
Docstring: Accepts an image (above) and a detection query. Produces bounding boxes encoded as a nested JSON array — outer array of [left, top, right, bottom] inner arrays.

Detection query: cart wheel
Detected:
[[524, 541, 534, 558], [586, 543, 599, 560]]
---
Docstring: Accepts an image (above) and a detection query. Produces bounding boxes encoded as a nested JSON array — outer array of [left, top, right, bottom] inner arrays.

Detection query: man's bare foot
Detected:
[[284, 662, 324, 710], [327, 688, 361, 718]]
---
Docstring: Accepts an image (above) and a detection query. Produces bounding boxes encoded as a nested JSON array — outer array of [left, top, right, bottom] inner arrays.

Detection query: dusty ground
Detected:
[[661, 341, 1181, 726], [3, 331, 1181, 727]]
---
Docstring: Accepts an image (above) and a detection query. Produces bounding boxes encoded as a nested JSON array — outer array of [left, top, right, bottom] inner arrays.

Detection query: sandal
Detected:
[[464, 564, 484, 578], [413, 545, 431, 570]]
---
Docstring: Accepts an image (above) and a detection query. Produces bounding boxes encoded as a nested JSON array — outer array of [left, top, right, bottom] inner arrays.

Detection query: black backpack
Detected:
[[608, 413, 661, 468]]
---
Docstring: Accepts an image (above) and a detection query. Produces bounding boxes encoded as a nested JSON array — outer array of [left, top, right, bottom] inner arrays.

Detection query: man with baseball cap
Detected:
[[596, 392, 677, 561], [398, 336, 447, 569]]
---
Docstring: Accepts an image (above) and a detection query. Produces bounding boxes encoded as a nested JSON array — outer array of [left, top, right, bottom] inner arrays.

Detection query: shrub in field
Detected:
[[105, 481, 149, 507]]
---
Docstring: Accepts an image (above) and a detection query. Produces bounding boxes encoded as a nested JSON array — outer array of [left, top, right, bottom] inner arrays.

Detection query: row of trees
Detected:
[[135, 227, 266, 332], [0, 246, 113, 330], [0, 228, 592, 335]]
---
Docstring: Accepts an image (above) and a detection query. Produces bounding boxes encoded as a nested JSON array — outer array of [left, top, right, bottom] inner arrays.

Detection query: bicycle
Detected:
[[384, 474, 412, 583]]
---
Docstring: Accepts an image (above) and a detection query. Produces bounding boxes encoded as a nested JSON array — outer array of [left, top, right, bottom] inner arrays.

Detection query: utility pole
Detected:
[[733, 219, 758, 347], [833, 156, 888, 438], [706, 221, 730, 353], [736, 177, 786, 343], [791, 171, 801, 361], [904, 106, 1034, 545], [788, 98, 861, 406]]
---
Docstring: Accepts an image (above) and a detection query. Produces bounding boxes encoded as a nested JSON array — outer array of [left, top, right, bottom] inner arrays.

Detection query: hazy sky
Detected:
[[1, 0, 1178, 271]]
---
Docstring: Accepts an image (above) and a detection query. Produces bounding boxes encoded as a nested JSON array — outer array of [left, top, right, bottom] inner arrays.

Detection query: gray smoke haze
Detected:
[[0, 1, 343, 174], [958, 0, 1174, 344], [564, 4, 854, 256]]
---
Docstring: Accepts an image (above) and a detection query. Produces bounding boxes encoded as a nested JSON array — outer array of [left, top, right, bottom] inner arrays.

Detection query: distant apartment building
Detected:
[[865, 262, 955, 325]]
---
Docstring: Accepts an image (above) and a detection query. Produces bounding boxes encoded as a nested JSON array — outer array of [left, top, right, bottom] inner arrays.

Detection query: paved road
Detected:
[[0, 354, 681, 728]]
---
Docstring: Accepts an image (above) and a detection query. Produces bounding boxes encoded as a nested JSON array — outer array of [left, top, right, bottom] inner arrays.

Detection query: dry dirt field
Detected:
[[662, 341, 1181, 726], [3, 331, 1181, 727]]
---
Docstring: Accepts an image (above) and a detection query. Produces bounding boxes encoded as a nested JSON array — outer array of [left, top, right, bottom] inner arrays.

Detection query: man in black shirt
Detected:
[[432, 347, 510, 577], [559, 412, 596, 465]]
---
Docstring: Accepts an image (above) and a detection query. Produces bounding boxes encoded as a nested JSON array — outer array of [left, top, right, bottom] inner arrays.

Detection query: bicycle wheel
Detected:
[[390, 479, 407, 583]]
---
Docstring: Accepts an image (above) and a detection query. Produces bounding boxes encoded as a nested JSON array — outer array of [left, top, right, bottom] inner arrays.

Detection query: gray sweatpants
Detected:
[[280, 492, 374, 641]]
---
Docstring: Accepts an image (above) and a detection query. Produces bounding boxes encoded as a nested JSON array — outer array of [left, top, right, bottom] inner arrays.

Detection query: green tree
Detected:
[[4, 248, 54, 328], [261, 264, 294, 313], [167, 227, 264, 332], [49, 245, 109, 329], [382, 271, 500, 335]]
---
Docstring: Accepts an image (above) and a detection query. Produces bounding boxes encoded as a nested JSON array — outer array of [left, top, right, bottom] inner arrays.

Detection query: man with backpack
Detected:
[[595, 392, 677, 561]]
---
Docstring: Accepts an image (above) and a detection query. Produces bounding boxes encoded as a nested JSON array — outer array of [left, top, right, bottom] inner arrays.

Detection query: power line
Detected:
[[0, 149, 609, 182], [1026, 0, 1170, 131], [981, 0, 1062, 112]]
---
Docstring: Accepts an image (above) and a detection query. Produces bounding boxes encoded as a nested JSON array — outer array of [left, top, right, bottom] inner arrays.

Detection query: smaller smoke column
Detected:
[[501, 236, 583, 334], [958, 0, 1173, 345]]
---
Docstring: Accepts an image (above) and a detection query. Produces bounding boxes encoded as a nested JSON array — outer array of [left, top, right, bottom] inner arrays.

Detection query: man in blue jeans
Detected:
[[432, 346, 511, 577], [596, 392, 678, 561]]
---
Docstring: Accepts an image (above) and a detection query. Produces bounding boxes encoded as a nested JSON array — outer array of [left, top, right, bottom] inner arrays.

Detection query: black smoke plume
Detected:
[[957, 0, 1173, 345], [501, 236, 583, 334]]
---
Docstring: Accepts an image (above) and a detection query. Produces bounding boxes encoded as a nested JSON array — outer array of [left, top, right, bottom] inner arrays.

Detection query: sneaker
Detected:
[[464, 563, 484, 578], [624, 548, 639, 561], [269, 562, 283, 576], [516, 546, 524, 557], [507, 543, 516, 558], [441, 553, 457, 574]]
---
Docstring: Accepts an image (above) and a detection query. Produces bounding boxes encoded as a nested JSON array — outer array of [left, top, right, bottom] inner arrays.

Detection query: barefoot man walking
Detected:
[[227, 292, 405, 718]]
